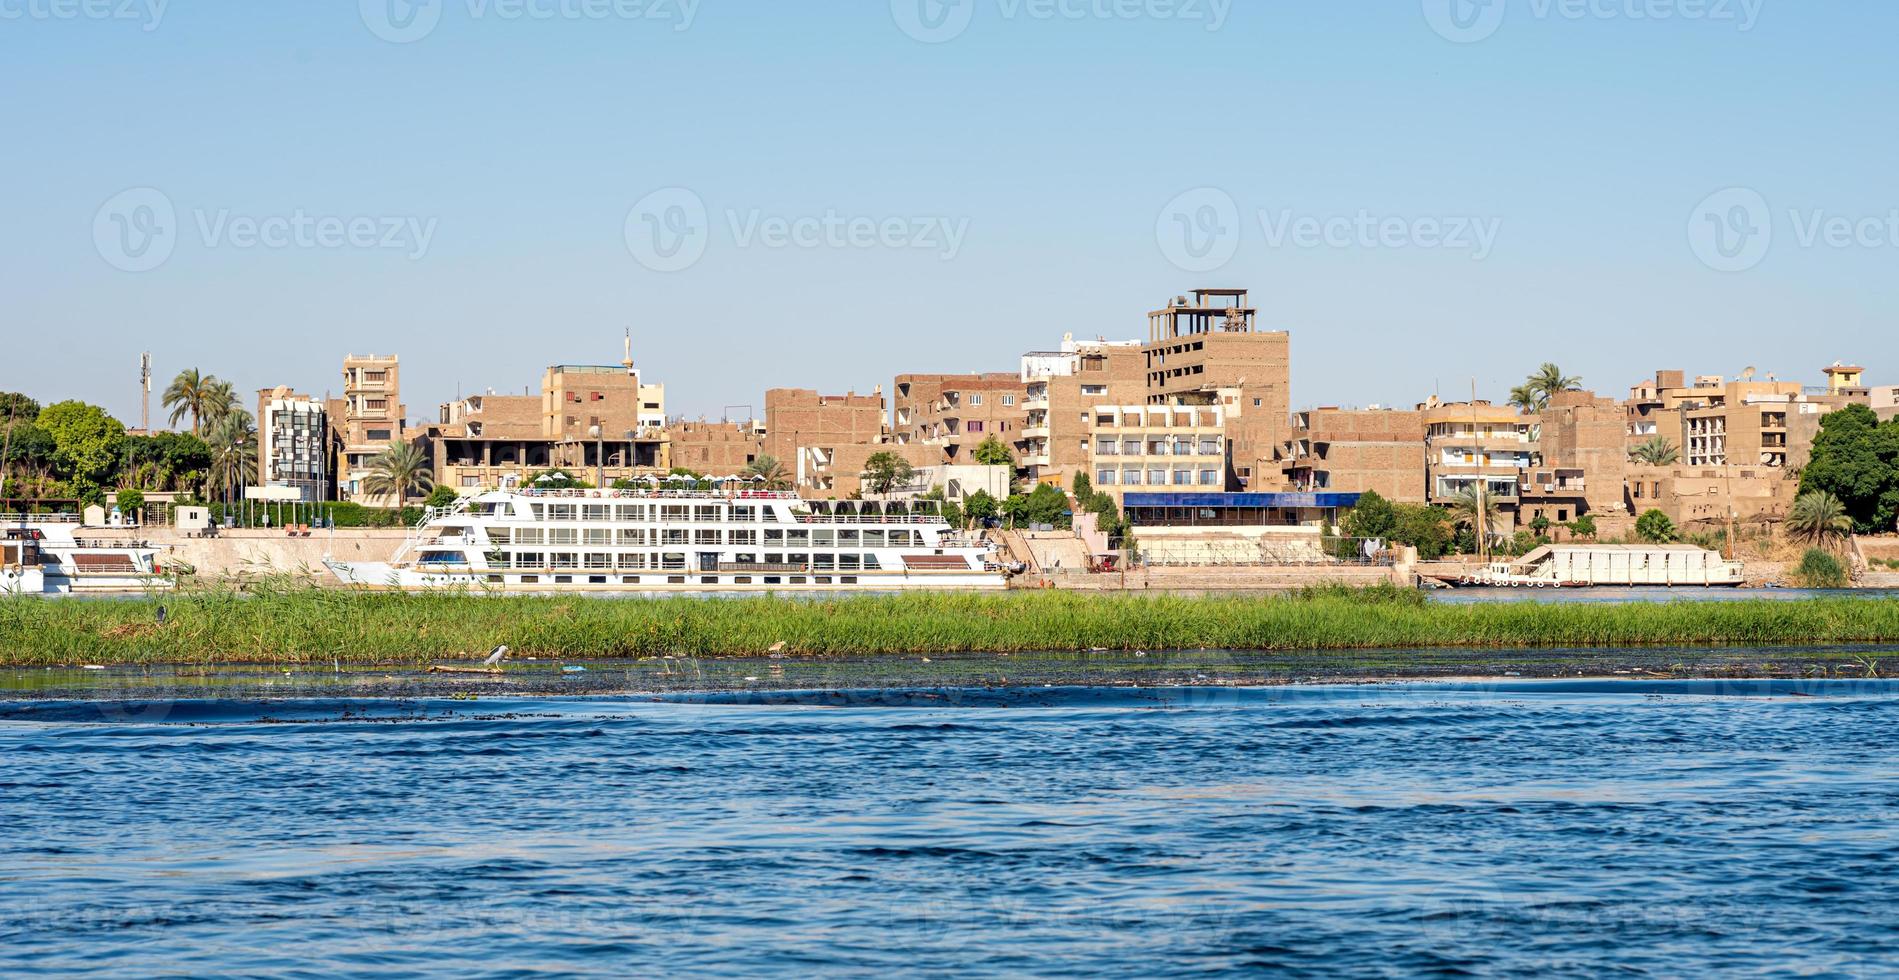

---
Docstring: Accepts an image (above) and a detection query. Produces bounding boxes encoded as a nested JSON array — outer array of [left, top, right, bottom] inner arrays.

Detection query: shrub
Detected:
[[424, 485, 460, 509], [1635, 509, 1676, 544], [1795, 548, 1848, 589]]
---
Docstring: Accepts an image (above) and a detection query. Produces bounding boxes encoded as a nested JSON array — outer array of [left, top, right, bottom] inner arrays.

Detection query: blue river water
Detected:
[[3, 682, 1896, 977]]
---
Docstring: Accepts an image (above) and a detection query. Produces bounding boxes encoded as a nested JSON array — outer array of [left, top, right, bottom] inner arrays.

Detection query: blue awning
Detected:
[[1121, 492, 1363, 509]]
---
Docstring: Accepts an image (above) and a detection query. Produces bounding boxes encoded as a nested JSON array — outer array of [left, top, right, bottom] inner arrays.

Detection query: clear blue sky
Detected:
[[4, 1, 1894, 425]]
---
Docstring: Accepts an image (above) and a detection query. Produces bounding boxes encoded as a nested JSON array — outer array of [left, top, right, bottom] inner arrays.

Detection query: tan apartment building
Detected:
[[1086, 404, 1228, 506], [1143, 289, 1289, 491], [427, 347, 670, 491], [1521, 390, 1630, 527], [1422, 399, 1536, 531], [1017, 335, 1144, 488], [890, 373, 1028, 464], [335, 354, 407, 503], [1281, 407, 1427, 502], [256, 386, 330, 502], [1680, 377, 1822, 471], [759, 388, 899, 496], [668, 420, 767, 477], [1626, 465, 1800, 528]]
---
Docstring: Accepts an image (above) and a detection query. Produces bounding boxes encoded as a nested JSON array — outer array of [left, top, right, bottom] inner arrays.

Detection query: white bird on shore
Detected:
[[483, 645, 510, 666]]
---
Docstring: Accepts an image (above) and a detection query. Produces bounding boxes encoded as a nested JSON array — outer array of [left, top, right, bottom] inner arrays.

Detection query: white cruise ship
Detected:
[[323, 489, 1010, 592], [1, 516, 173, 594]]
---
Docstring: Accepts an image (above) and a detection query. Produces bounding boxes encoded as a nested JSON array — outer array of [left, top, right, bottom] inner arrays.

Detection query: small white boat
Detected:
[[324, 488, 1010, 593], [1, 516, 173, 594]]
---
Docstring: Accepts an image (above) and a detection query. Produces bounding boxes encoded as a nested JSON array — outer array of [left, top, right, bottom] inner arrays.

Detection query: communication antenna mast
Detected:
[[140, 352, 152, 431], [622, 328, 636, 376]]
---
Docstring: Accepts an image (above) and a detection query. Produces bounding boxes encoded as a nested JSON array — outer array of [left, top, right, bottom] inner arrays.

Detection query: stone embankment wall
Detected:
[[89, 528, 409, 582]]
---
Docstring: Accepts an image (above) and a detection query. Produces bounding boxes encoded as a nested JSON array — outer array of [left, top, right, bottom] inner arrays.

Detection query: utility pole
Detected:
[[139, 352, 151, 432], [1471, 380, 1488, 566]]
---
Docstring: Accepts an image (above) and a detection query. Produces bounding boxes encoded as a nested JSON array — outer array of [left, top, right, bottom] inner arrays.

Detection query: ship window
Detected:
[[583, 505, 610, 521], [515, 552, 543, 568], [486, 575, 503, 584], [862, 530, 885, 547], [695, 506, 721, 522], [551, 553, 578, 569], [668, 576, 686, 584], [585, 554, 612, 569], [617, 528, 646, 546], [815, 576, 832, 584], [520, 575, 539, 583], [694, 530, 720, 545], [788, 529, 811, 545], [583, 529, 612, 546], [730, 530, 757, 546], [813, 554, 836, 570], [838, 554, 860, 571], [554, 575, 572, 584], [841, 576, 857, 585], [589, 575, 607, 585], [616, 505, 643, 521], [621, 576, 640, 585], [732, 506, 755, 521], [765, 553, 784, 564], [764, 529, 785, 544], [548, 528, 578, 545], [790, 577, 807, 585], [734, 577, 752, 585], [515, 528, 544, 545], [838, 529, 859, 545], [701, 576, 718, 585], [764, 577, 782, 585], [662, 505, 690, 521], [813, 530, 835, 547], [660, 553, 686, 570], [547, 504, 576, 521], [788, 553, 809, 566], [862, 555, 881, 570]]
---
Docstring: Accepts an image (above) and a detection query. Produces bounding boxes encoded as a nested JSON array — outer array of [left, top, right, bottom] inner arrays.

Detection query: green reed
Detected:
[[1, 581, 1896, 666]]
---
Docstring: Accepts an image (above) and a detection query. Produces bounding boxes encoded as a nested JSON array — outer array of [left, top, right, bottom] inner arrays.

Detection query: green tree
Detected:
[[1635, 509, 1676, 543], [162, 368, 219, 436], [1388, 503, 1454, 560], [1071, 471, 1094, 506], [116, 488, 145, 520], [0, 392, 40, 423], [424, 485, 460, 509], [1566, 514, 1597, 541], [971, 436, 1014, 467], [38, 401, 127, 485], [743, 454, 791, 490], [1529, 514, 1551, 537], [201, 377, 241, 431], [1507, 384, 1541, 413], [205, 410, 257, 501], [1341, 489, 1397, 540], [1003, 483, 1072, 529], [1525, 363, 1582, 410], [963, 489, 1001, 526], [1786, 490, 1853, 549], [1800, 405, 1899, 534], [361, 442, 435, 503], [861, 451, 916, 496], [1628, 436, 1680, 467], [1447, 485, 1506, 546]]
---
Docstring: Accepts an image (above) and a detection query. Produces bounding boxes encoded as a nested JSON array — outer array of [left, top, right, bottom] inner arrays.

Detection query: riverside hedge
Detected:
[[2, 586, 1897, 666]]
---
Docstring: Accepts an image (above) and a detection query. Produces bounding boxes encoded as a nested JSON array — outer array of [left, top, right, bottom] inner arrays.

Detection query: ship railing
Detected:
[[795, 515, 942, 525], [0, 513, 80, 524]]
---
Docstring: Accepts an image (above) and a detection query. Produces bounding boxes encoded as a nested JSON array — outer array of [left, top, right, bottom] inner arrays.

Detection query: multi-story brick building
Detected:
[[1521, 390, 1630, 527], [761, 388, 891, 494], [890, 373, 1028, 464], [1086, 404, 1228, 506], [1421, 399, 1536, 531], [1143, 289, 1289, 490], [335, 354, 406, 503], [1281, 407, 1427, 502], [1017, 335, 1144, 488], [256, 386, 330, 502], [668, 420, 767, 477]]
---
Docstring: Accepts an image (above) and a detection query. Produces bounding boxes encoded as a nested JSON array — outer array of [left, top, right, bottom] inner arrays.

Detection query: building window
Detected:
[[967, 421, 984, 434], [970, 393, 982, 406], [1198, 469, 1220, 486], [1096, 469, 1117, 485], [1001, 394, 1015, 406]]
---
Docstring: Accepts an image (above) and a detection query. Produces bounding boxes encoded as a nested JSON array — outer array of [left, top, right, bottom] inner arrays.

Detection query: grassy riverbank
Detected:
[[1, 584, 1897, 667]]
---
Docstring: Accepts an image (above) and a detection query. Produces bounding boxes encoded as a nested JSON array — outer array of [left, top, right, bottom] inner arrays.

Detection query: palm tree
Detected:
[[201, 378, 242, 432], [163, 368, 218, 435], [361, 443, 436, 504], [743, 454, 791, 490], [1527, 363, 1582, 405], [1786, 490, 1852, 548], [1448, 485, 1507, 547], [205, 410, 257, 504], [1628, 436, 1680, 467], [1507, 384, 1541, 413]]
